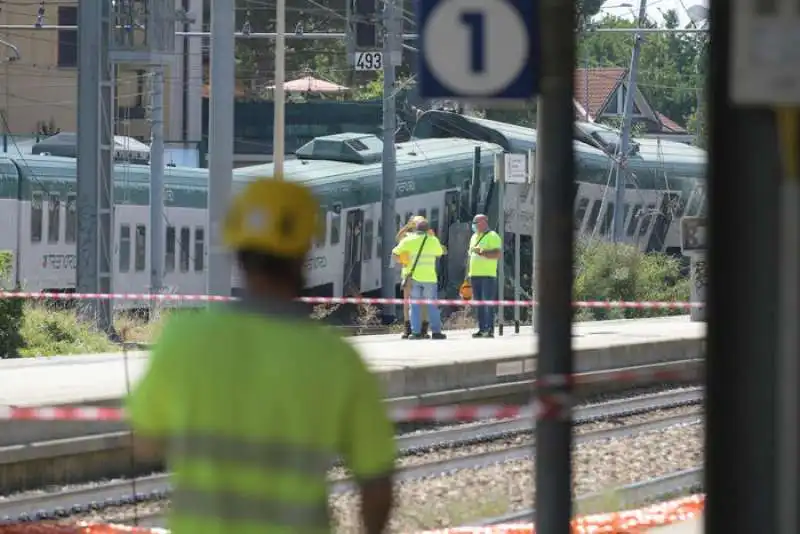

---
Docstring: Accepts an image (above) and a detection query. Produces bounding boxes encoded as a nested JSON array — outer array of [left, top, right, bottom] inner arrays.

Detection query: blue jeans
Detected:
[[410, 281, 442, 334], [471, 276, 496, 332]]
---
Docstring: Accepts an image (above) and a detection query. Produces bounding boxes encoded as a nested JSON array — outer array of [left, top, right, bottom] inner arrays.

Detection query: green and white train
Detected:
[[0, 112, 706, 301]]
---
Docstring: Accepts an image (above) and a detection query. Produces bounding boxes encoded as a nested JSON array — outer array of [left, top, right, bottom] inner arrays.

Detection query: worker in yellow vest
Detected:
[[127, 178, 395, 534], [396, 215, 430, 338], [393, 218, 447, 340], [467, 213, 503, 338]]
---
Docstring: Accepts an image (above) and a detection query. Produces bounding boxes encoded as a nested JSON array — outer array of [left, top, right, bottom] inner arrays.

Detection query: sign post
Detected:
[[680, 216, 708, 322], [504, 152, 528, 334]]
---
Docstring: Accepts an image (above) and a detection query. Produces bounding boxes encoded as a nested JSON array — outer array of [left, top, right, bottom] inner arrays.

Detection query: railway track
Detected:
[[0, 388, 703, 523]]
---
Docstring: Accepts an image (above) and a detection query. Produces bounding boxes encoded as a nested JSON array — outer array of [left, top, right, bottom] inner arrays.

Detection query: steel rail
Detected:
[[0, 411, 701, 522]]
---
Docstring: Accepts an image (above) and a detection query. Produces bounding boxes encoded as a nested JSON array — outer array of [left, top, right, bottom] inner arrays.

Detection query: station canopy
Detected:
[[31, 132, 151, 164]]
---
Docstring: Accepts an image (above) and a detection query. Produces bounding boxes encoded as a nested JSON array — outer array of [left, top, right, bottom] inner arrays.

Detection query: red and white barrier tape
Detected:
[[0, 366, 700, 423], [0, 291, 704, 309], [0, 399, 564, 424]]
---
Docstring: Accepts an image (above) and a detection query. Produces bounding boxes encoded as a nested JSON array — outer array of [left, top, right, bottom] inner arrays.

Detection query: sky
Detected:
[[597, 0, 710, 27]]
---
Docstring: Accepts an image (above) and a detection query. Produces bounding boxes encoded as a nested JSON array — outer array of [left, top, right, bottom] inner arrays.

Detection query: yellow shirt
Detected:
[[468, 231, 502, 278], [392, 232, 444, 283]]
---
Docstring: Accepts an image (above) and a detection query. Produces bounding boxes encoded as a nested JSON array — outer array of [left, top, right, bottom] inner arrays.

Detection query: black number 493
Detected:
[[356, 52, 382, 70]]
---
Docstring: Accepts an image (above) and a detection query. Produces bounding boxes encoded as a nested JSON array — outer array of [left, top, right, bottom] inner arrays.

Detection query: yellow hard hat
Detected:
[[223, 178, 319, 259]]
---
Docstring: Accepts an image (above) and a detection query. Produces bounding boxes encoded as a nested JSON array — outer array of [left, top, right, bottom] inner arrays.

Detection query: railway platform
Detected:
[[648, 516, 703, 533], [0, 315, 704, 446]]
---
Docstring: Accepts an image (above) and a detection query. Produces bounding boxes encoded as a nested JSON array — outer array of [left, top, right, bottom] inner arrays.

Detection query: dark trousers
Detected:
[[471, 276, 496, 331]]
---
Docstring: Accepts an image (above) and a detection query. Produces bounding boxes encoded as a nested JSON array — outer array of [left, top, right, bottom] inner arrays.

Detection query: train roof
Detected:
[[234, 135, 504, 186], [414, 111, 706, 178]]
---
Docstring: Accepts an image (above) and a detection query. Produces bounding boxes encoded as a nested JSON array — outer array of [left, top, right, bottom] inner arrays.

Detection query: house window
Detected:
[[135, 224, 146, 272], [48, 193, 61, 243], [65, 193, 77, 243], [31, 191, 43, 243], [165, 226, 176, 272], [57, 7, 78, 68], [180, 226, 190, 272], [119, 224, 131, 272], [194, 227, 205, 271]]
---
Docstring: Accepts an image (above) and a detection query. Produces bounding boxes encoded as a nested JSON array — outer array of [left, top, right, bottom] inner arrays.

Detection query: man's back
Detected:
[[127, 301, 396, 534]]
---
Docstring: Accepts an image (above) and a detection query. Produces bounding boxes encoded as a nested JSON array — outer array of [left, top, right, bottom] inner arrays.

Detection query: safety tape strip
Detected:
[[0, 366, 699, 423], [0, 291, 704, 309]]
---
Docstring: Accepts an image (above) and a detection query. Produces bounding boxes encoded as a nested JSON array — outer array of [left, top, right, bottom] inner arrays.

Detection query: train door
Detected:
[[342, 209, 364, 294], [647, 192, 681, 252], [442, 191, 460, 246]]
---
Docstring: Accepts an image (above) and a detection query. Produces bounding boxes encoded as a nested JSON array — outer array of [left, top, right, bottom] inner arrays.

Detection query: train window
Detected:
[[330, 212, 341, 245], [574, 198, 589, 230], [430, 208, 440, 234], [135, 224, 146, 272], [194, 227, 205, 272], [640, 204, 656, 236], [315, 208, 327, 247], [417, 208, 427, 219], [31, 191, 43, 242], [179, 226, 190, 272], [627, 204, 642, 236], [48, 193, 61, 243], [585, 200, 602, 232], [395, 214, 401, 232], [65, 193, 77, 243], [363, 219, 374, 260], [165, 226, 176, 272], [600, 202, 615, 236], [404, 211, 413, 226], [119, 224, 131, 273]]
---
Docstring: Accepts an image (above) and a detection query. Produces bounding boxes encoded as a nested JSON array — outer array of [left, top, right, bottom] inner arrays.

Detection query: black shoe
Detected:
[[409, 333, 426, 340], [420, 321, 431, 339], [401, 321, 411, 339], [472, 330, 485, 338], [431, 332, 447, 340], [483, 330, 495, 338]]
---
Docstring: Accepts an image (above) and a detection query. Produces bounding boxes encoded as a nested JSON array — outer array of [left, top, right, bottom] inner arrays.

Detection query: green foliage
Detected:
[[18, 305, 117, 357], [0, 251, 23, 358], [573, 239, 690, 321]]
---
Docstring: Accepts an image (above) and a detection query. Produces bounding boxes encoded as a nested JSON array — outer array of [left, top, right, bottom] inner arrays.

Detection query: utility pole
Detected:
[[535, 0, 576, 533], [149, 67, 165, 309], [206, 3, 235, 297], [76, 0, 113, 333], [613, 0, 647, 242], [380, 0, 399, 323]]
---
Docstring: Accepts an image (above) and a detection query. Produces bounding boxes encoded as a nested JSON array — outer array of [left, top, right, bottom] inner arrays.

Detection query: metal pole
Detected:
[[496, 153, 505, 336], [706, 1, 784, 532], [513, 187, 521, 333], [380, 0, 398, 323], [535, 2, 575, 534], [530, 148, 539, 334], [206, 2, 235, 297], [149, 67, 165, 308], [613, 0, 647, 242], [76, 0, 113, 333], [273, 0, 286, 177]]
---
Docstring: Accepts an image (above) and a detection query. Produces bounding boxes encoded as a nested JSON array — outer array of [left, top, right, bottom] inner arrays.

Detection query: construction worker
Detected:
[[392, 217, 447, 340], [467, 213, 503, 338], [396, 215, 430, 338], [126, 178, 395, 534]]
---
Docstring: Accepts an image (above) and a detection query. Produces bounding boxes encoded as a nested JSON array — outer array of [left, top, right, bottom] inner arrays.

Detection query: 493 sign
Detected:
[[354, 51, 383, 71]]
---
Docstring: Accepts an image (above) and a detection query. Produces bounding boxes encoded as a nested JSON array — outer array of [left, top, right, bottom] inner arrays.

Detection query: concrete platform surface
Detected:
[[647, 515, 703, 533], [0, 315, 704, 446]]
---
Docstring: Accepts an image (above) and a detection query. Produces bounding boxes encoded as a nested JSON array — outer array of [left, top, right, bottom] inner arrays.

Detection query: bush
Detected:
[[0, 251, 23, 358], [18, 304, 117, 357], [573, 239, 690, 321]]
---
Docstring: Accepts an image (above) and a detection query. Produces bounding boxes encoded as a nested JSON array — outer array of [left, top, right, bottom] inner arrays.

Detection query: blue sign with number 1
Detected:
[[417, 0, 539, 101]]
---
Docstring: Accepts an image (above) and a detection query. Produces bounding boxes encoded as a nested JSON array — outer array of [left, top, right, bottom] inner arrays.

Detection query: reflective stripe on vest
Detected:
[[169, 433, 334, 529], [169, 433, 334, 475], [172, 487, 330, 529]]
